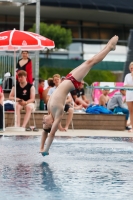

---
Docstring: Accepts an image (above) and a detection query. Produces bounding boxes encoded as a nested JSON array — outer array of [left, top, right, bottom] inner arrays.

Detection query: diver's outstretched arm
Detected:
[[40, 131, 48, 152], [42, 116, 62, 155]]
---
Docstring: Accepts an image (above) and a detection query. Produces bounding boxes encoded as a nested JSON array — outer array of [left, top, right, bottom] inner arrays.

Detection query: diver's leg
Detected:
[[70, 35, 118, 81]]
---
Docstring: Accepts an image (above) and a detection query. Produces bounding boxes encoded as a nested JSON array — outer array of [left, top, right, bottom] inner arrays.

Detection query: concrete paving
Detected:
[[2, 129, 133, 137]]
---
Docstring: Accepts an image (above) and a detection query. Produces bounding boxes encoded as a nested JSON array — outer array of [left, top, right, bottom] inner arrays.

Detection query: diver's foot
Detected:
[[108, 35, 119, 51]]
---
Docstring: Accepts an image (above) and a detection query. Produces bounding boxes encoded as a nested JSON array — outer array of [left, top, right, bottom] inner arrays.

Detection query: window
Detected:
[[82, 27, 99, 39]]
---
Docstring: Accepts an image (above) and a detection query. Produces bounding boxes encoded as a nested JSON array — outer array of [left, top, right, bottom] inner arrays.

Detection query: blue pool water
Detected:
[[0, 136, 133, 200]]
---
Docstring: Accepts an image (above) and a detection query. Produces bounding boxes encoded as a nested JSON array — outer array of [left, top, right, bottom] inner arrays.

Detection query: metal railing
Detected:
[[0, 52, 36, 92], [0, 55, 14, 79]]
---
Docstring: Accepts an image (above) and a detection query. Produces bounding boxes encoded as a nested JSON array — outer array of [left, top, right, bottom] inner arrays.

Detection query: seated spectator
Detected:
[[42, 78, 55, 105], [70, 94, 83, 110], [99, 86, 110, 107], [38, 78, 45, 110], [46, 74, 60, 104], [0, 85, 4, 132], [74, 103, 83, 110], [107, 89, 130, 130], [9, 70, 38, 131], [47, 74, 74, 131], [71, 81, 89, 108]]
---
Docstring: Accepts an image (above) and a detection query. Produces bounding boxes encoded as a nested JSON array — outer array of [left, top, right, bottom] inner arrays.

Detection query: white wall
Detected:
[[83, 44, 127, 62], [68, 43, 127, 62]]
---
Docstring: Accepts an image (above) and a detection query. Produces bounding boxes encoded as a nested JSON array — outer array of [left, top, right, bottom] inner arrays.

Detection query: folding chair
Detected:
[[7, 101, 39, 131], [71, 118, 74, 130]]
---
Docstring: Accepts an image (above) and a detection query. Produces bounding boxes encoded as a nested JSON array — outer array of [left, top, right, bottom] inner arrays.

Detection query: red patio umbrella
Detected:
[[0, 29, 55, 131], [0, 29, 55, 50]]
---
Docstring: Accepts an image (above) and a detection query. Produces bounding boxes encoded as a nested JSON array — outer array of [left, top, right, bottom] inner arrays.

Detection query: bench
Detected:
[[5, 111, 126, 131], [4, 92, 126, 131]]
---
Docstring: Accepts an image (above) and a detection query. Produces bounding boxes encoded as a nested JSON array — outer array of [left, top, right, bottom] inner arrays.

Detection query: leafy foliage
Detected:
[[28, 23, 72, 49], [39, 67, 117, 85], [85, 70, 117, 85]]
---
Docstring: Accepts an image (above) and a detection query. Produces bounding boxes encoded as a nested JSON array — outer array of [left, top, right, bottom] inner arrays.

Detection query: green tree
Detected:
[[39, 67, 117, 85], [28, 23, 72, 49]]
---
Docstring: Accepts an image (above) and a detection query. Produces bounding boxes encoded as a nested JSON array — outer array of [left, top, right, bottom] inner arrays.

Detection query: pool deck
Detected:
[[2, 129, 133, 137]]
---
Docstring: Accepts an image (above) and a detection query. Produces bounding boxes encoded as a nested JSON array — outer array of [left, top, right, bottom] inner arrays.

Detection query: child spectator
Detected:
[[71, 81, 89, 108], [42, 78, 55, 106], [99, 86, 110, 107]]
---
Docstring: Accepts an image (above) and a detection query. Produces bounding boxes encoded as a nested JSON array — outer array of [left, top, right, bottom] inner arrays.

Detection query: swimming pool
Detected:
[[0, 136, 133, 200]]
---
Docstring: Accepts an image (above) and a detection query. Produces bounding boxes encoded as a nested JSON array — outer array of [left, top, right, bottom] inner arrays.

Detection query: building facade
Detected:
[[0, 0, 133, 62]]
